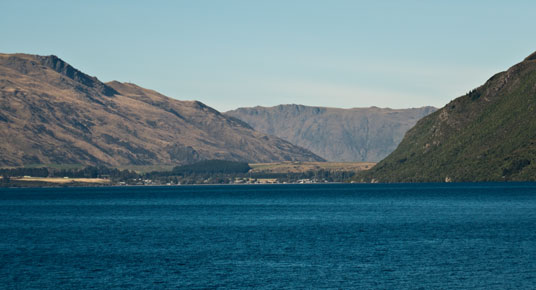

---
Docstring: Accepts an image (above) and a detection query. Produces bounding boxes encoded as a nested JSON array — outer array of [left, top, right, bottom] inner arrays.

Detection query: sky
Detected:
[[1, 1, 536, 111]]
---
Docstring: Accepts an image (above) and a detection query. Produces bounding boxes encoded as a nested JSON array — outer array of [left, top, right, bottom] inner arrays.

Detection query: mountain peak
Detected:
[[524, 51, 536, 61], [0, 53, 117, 97], [36, 54, 118, 97]]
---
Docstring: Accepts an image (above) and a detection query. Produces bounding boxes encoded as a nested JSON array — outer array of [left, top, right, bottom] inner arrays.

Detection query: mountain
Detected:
[[357, 51, 536, 182], [0, 53, 323, 167], [226, 105, 436, 162]]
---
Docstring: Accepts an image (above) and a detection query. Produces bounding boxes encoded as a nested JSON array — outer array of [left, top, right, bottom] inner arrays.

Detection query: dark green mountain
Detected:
[[357, 51, 536, 182]]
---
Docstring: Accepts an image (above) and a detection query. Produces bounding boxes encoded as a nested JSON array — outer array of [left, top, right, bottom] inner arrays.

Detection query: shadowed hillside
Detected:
[[357, 51, 536, 182]]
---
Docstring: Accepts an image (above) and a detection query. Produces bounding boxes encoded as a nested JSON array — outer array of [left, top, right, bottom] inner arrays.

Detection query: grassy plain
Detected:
[[249, 161, 376, 174], [11, 177, 110, 184]]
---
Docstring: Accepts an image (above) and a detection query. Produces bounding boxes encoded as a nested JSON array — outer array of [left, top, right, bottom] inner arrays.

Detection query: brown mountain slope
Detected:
[[0, 53, 323, 166], [226, 105, 436, 162]]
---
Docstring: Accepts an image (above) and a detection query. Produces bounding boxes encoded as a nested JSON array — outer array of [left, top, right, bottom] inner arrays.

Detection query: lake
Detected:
[[1, 183, 536, 289]]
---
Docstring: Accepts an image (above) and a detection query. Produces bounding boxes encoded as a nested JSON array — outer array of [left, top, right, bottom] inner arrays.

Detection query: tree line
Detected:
[[1, 160, 357, 186]]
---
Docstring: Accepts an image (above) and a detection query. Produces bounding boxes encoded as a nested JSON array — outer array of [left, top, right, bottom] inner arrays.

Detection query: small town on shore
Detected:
[[0, 160, 373, 188]]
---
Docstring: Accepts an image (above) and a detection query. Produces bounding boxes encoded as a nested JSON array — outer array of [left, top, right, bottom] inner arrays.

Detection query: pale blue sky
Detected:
[[2, 1, 535, 111]]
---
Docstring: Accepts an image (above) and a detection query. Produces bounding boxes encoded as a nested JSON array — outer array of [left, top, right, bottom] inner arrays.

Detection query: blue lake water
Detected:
[[1, 183, 536, 289]]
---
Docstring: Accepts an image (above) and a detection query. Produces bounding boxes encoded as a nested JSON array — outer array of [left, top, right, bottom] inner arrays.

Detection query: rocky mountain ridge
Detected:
[[226, 105, 436, 162]]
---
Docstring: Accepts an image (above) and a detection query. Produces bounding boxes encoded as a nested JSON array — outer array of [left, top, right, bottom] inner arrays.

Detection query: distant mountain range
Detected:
[[226, 105, 436, 162], [0, 53, 323, 167], [357, 51, 536, 182]]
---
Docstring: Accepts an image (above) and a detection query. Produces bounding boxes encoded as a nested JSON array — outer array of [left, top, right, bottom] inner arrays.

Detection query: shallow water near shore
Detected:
[[1, 183, 536, 289]]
